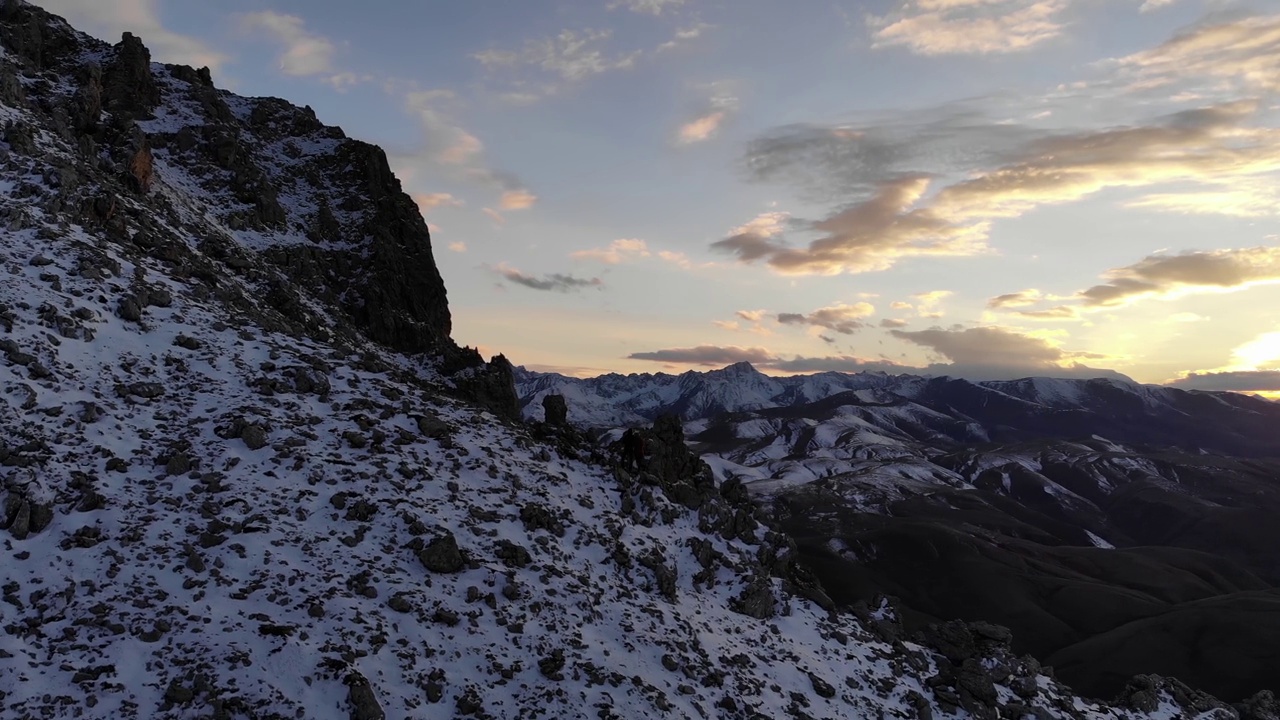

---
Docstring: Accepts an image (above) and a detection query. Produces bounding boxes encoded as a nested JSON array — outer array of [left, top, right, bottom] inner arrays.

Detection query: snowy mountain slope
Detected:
[[685, 390, 1280, 702], [0, 2, 1271, 719]]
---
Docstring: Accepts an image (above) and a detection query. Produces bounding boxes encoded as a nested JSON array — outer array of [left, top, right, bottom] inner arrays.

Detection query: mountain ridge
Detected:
[[516, 362, 1280, 458]]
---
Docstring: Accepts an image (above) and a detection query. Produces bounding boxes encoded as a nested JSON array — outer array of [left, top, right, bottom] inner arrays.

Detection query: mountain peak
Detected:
[[716, 360, 763, 376]]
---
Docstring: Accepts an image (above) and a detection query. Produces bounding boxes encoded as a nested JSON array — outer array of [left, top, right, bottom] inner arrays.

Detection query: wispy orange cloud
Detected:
[[499, 189, 538, 211], [571, 239, 651, 264]]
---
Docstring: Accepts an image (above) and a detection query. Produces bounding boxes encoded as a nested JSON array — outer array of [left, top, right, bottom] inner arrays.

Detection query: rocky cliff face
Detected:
[[0, 0, 451, 354]]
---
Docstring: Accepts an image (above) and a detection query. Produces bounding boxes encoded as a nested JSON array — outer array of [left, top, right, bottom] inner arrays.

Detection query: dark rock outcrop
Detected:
[[345, 672, 385, 720], [446, 349, 519, 420], [542, 394, 568, 426], [102, 32, 159, 118], [418, 532, 465, 573]]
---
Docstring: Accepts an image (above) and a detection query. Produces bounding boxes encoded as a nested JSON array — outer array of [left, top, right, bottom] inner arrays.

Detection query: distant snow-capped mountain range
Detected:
[[515, 361, 1280, 458]]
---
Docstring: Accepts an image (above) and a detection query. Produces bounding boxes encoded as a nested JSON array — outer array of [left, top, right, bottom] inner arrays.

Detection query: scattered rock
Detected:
[[240, 423, 269, 450], [346, 672, 385, 720], [418, 532, 464, 573]]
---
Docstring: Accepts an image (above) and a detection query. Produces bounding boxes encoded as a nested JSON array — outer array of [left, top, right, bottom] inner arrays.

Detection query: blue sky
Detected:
[[34, 0, 1280, 392]]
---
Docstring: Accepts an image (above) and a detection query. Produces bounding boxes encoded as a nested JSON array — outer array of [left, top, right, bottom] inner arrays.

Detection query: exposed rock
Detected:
[[918, 621, 977, 664], [116, 296, 142, 322], [539, 649, 566, 681], [102, 32, 158, 118], [808, 673, 836, 699], [126, 131, 154, 193], [346, 672, 385, 720], [1237, 690, 1280, 720], [418, 532, 464, 573], [495, 540, 532, 568], [239, 423, 269, 450], [70, 64, 102, 133], [730, 577, 776, 619], [448, 349, 520, 420], [3, 473, 54, 539], [542, 394, 568, 426]]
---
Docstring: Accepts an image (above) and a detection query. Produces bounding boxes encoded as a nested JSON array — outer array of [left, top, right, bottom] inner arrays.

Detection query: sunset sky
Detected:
[[36, 0, 1280, 391]]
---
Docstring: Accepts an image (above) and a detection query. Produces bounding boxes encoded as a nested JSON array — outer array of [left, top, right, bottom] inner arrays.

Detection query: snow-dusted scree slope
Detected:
[[0, 2, 1267, 719]]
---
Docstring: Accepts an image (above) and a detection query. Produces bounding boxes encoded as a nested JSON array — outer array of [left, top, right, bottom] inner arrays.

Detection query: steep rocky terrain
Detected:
[[518, 365, 1280, 703], [1, 2, 1277, 719]]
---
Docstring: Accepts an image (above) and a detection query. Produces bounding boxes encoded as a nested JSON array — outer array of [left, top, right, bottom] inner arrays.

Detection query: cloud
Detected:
[[36, 0, 228, 70], [890, 325, 1070, 367], [448, 241, 467, 253], [1228, 330, 1280, 370], [386, 88, 532, 225], [986, 291, 1080, 320], [625, 344, 1128, 381], [926, 102, 1280, 222], [657, 250, 694, 269], [868, 0, 1069, 56], [627, 345, 777, 366], [678, 84, 739, 145], [912, 290, 952, 317], [764, 354, 1128, 381], [1168, 370, 1280, 392], [735, 98, 1280, 276], [678, 112, 729, 144], [757, 355, 909, 374], [499, 189, 538, 211], [240, 11, 335, 76], [988, 289, 1044, 309], [1166, 330, 1280, 391], [743, 106, 1040, 203], [658, 23, 713, 52], [1016, 306, 1081, 320], [474, 29, 640, 83], [610, 0, 686, 14], [776, 302, 876, 335], [438, 132, 484, 166], [400, 89, 489, 170], [1114, 15, 1280, 94], [1125, 182, 1280, 218], [482, 208, 506, 225], [571, 239, 651, 264], [1079, 247, 1280, 307], [494, 265, 604, 293], [712, 320, 741, 331], [735, 309, 769, 322], [881, 318, 909, 329], [414, 193, 464, 211], [711, 176, 989, 275]]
